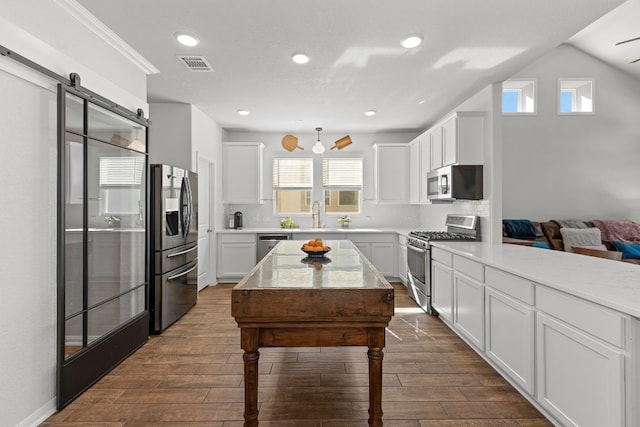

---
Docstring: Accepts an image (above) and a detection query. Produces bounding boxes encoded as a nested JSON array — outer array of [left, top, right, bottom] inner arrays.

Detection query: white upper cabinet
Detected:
[[419, 133, 430, 203], [222, 142, 264, 204], [430, 111, 484, 170], [409, 130, 431, 205], [373, 144, 408, 204], [409, 139, 420, 204], [430, 126, 444, 170]]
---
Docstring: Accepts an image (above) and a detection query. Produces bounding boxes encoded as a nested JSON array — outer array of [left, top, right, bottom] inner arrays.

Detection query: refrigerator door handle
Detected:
[[167, 245, 198, 258], [180, 176, 193, 239], [167, 261, 198, 281]]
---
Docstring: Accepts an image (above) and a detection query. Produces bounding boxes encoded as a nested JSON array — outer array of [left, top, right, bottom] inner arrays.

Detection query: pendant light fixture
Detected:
[[312, 127, 325, 154]]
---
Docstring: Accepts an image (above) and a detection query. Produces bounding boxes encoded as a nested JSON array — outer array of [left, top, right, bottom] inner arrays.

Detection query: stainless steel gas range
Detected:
[[407, 214, 480, 315]]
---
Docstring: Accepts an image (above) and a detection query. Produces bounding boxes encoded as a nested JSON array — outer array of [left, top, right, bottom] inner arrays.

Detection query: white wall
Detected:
[[222, 130, 421, 229], [148, 103, 193, 168], [0, 3, 150, 426], [502, 44, 640, 221]]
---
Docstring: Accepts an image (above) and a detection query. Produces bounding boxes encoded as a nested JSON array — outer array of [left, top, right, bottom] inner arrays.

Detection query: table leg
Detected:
[[241, 328, 260, 427], [368, 328, 385, 427]]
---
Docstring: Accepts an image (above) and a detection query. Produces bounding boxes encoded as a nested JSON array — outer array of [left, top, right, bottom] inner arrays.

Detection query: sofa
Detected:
[[502, 219, 548, 247], [540, 219, 640, 265]]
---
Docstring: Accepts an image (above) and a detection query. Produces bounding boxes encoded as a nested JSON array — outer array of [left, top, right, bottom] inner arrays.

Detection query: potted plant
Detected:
[[280, 216, 298, 229], [338, 216, 351, 228]]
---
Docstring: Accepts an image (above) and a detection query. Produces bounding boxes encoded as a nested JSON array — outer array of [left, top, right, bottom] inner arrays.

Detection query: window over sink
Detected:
[[272, 157, 312, 214], [322, 158, 362, 214]]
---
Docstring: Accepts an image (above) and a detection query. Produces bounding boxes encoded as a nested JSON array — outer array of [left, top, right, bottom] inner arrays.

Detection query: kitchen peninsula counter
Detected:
[[231, 239, 394, 427], [431, 241, 640, 317], [429, 241, 640, 426]]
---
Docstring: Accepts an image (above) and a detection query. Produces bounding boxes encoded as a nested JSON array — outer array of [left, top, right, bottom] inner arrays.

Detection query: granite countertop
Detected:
[[431, 241, 640, 318], [236, 239, 391, 289]]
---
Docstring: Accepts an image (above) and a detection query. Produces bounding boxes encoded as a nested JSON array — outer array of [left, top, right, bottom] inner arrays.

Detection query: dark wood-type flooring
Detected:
[[42, 283, 553, 426]]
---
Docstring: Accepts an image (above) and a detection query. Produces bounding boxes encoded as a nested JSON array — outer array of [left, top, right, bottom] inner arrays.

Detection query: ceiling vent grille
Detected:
[[177, 55, 214, 72]]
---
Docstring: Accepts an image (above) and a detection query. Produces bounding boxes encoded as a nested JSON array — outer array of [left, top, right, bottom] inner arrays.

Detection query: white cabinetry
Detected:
[[536, 287, 626, 427], [373, 144, 408, 204], [217, 233, 257, 281], [430, 126, 443, 170], [222, 142, 264, 204], [297, 233, 345, 241], [408, 131, 431, 205], [430, 245, 635, 426], [297, 233, 396, 278], [452, 255, 485, 350], [484, 266, 535, 394], [419, 134, 430, 203], [431, 247, 453, 322], [430, 112, 483, 170], [397, 234, 408, 285], [409, 140, 420, 204], [350, 234, 396, 277]]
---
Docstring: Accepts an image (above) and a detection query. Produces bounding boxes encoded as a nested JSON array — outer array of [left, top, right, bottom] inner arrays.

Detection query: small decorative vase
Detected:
[[341, 222, 349, 228]]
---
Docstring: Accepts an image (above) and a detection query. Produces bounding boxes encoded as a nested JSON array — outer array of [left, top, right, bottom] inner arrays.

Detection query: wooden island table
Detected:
[[231, 239, 395, 426]]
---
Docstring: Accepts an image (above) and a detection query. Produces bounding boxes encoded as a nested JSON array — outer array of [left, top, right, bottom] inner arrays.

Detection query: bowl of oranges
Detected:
[[301, 237, 331, 258]]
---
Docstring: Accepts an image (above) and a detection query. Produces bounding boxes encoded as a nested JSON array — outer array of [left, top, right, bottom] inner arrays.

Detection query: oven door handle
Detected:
[[407, 245, 427, 254]]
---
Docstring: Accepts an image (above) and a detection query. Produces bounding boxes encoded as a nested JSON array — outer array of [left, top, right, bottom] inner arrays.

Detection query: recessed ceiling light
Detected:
[[175, 32, 200, 47], [291, 53, 310, 64], [237, 109, 250, 116], [364, 110, 376, 116], [400, 33, 423, 49]]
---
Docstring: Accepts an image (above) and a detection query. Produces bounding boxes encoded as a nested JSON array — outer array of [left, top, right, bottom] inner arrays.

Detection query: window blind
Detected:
[[322, 158, 363, 189], [99, 157, 145, 186], [273, 158, 313, 188]]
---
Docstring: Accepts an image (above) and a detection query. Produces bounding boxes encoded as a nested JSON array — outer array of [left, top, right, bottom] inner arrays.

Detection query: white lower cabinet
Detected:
[[431, 261, 453, 323], [397, 234, 408, 285], [485, 288, 534, 394], [349, 234, 396, 277], [217, 234, 256, 282], [296, 233, 345, 241], [453, 272, 484, 350], [536, 312, 624, 427], [429, 245, 635, 426]]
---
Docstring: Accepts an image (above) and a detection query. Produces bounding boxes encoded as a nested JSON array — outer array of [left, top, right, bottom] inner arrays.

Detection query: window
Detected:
[[98, 155, 145, 215], [273, 158, 313, 214], [558, 79, 593, 114], [502, 79, 536, 114], [322, 158, 363, 214]]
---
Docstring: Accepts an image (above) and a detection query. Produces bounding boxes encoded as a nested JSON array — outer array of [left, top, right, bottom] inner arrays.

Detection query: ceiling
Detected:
[[76, 0, 637, 134]]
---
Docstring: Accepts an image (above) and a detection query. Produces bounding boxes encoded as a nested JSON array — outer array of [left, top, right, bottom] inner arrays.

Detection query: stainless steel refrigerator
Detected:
[[149, 164, 198, 334]]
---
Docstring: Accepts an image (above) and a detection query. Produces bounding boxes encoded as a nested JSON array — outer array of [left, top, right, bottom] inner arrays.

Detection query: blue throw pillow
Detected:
[[611, 241, 640, 259]]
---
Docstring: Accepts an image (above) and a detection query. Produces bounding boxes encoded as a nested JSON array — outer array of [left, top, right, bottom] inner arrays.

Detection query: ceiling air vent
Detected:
[[177, 55, 214, 72]]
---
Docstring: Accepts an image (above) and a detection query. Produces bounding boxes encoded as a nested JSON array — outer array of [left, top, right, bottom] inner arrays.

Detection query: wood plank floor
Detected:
[[42, 283, 553, 426]]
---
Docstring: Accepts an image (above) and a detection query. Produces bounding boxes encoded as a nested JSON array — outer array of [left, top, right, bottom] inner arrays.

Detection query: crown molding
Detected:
[[54, 0, 159, 75]]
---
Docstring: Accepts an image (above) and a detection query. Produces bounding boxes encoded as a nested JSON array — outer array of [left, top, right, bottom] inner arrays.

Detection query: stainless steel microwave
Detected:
[[427, 165, 483, 201]]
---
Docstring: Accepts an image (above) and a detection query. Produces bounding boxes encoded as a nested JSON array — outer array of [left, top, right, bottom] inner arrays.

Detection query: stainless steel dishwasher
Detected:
[[257, 233, 291, 261]]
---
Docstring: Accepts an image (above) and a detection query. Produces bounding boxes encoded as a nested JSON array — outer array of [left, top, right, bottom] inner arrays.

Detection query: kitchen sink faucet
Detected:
[[312, 201, 321, 228]]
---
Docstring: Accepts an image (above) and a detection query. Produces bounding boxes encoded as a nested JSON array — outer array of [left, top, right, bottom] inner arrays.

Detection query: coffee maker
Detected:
[[233, 211, 243, 229]]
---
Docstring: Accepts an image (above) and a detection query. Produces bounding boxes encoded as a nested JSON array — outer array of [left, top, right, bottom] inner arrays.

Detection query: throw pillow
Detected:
[[611, 241, 640, 259], [560, 228, 602, 253], [532, 241, 550, 249]]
